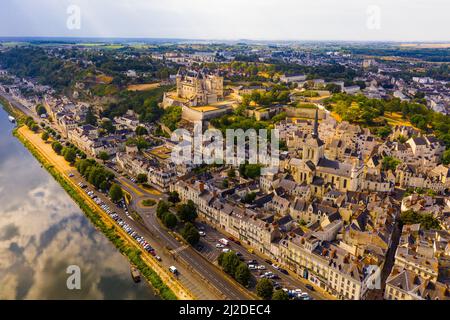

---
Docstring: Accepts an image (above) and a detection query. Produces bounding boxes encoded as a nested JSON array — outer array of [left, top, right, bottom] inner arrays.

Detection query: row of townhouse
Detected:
[[116, 147, 177, 192], [278, 235, 381, 300], [171, 179, 383, 300], [384, 224, 449, 300]]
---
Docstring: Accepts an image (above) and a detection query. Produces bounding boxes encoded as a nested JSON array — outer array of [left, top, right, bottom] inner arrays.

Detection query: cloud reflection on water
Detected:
[[0, 109, 156, 300]]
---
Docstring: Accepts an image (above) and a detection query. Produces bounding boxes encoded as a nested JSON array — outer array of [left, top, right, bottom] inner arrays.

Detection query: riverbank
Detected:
[[0, 95, 27, 122], [13, 125, 192, 300]]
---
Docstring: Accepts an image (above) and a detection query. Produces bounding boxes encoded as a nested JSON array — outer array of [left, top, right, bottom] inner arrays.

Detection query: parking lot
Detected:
[[193, 221, 322, 300], [77, 182, 160, 257], [70, 174, 224, 300]]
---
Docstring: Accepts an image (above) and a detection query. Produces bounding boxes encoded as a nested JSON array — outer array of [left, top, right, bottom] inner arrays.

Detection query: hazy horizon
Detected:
[[1, 0, 449, 42]]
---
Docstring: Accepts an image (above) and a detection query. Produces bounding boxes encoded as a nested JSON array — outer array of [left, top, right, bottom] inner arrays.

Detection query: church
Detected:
[[287, 109, 364, 196]]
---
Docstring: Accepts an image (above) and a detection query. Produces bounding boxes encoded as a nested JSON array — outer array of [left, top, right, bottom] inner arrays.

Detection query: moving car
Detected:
[[169, 266, 178, 274]]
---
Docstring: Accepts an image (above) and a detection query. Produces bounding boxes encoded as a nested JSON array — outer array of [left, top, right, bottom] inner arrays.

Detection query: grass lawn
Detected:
[[142, 199, 157, 207], [381, 112, 414, 127], [127, 82, 161, 91], [96, 74, 113, 84]]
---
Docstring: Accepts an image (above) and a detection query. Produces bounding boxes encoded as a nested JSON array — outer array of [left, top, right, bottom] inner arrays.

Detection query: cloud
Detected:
[[0, 145, 154, 299], [0, 0, 449, 41], [0, 224, 19, 241]]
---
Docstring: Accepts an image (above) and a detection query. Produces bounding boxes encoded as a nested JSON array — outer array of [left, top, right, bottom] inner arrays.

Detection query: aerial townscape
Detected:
[[0, 38, 449, 303]]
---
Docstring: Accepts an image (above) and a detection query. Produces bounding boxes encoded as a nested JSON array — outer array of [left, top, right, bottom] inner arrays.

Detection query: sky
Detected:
[[0, 0, 449, 42]]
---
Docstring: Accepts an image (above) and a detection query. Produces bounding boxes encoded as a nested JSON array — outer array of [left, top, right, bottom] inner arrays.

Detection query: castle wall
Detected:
[[285, 106, 326, 119]]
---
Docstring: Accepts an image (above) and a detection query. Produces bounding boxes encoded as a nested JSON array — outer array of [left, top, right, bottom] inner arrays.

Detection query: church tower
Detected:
[[302, 108, 324, 165]]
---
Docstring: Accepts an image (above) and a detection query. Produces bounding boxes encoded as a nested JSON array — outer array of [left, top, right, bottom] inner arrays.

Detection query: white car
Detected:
[[216, 243, 224, 249], [199, 231, 206, 237], [222, 248, 230, 253], [257, 265, 266, 270]]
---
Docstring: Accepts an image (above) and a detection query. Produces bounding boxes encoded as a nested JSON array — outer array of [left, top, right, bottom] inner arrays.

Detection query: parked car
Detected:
[[199, 231, 206, 237], [216, 243, 224, 249], [305, 284, 315, 291]]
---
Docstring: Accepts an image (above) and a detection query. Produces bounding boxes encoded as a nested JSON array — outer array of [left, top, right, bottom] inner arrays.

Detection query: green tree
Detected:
[[400, 210, 441, 230], [242, 192, 256, 204], [157, 201, 170, 219], [272, 289, 289, 300], [325, 83, 342, 94], [168, 191, 180, 204], [101, 119, 115, 133], [99, 180, 110, 192], [30, 123, 39, 132], [222, 179, 230, 189], [126, 137, 150, 151], [239, 163, 262, 179], [442, 149, 450, 165], [177, 200, 198, 222], [63, 148, 77, 164], [98, 151, 109, 162], [163, 212, 177, 229], [181, 222, 200, 245], [85, 107, 97, 126], [52, 141, 63, 154], [109, 183, 123, 202], [137, 173, 148, 184], [219, 252, 241, 275], [41, 131, 49, 141], [227, 169, 236, 179], [376, 126, 392, 138], [36, 104, 46, 116], [234, 262, 251, 287], [135, 126, 148, 136], [256, 278, 274, 300], [381, 156, 400, 171]]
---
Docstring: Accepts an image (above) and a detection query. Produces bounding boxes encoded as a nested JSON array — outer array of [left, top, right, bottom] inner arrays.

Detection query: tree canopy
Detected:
[[256, 278, 274, 300], [109, 183, 123, 203], [181, 222, 200, 245], [176, 200, 198, 222]]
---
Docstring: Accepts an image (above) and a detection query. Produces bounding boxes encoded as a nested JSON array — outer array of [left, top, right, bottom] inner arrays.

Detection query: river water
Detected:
[[0, 106, 157, 299]]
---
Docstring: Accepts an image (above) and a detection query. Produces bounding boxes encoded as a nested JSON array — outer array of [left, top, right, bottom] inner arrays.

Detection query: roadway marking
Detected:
[[172, 245, 190, 255], [118, 178, 144, 197]]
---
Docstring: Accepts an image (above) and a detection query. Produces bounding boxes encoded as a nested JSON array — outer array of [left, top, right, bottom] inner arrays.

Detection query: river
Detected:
[[0, 105, 158, 300]]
